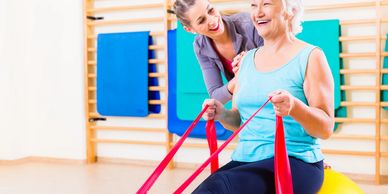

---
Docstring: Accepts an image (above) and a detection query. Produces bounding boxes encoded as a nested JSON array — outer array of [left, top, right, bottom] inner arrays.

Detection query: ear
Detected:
[[285, 8, 296, 21], [183, 25, 197, 34], [282, 10, 292, 20]]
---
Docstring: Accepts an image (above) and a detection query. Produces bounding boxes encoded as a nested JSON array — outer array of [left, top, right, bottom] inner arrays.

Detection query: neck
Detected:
[[263, 31, 294, 52]]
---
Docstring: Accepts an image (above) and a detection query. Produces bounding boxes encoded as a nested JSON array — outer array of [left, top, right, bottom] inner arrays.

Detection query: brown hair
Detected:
[[173, 0, 197, 27]]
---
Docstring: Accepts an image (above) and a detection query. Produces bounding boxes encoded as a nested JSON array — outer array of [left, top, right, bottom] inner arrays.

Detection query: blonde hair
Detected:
[[282, 0, 304, 35]]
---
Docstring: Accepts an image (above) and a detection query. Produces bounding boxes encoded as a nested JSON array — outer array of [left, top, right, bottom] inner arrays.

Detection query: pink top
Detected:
[[219, 55, 233, 74], [211, 40, 234, 75]]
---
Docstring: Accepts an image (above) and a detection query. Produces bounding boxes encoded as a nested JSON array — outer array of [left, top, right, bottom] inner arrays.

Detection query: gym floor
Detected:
[[0, 160, 387, 194]]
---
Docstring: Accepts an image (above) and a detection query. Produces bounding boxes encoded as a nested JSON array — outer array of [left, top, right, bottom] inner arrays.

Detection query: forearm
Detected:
[[218, 109, 241, 131], [210, 84, 233, 104], [195, 46, 233, 104], [290, 99, 334, 139]]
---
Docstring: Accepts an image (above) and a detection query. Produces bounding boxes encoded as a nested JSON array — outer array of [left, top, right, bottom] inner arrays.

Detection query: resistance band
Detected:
[[205, 119, 219, 173], [137, 97, 293, 194], [275, 115, 293, 194], [136, 105, 209, 194]]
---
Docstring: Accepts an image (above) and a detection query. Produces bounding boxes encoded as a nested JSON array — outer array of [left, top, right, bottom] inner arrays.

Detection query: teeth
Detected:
[[210, 23, 219, 30], [256, 20, 269, 24]]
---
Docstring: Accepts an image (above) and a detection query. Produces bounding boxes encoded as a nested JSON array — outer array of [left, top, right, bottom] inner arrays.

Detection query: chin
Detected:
[[257, 30, 267, 38], [211, 27, 224, 37], [217, 22, 225, 34], [218, 26, 225, 34]]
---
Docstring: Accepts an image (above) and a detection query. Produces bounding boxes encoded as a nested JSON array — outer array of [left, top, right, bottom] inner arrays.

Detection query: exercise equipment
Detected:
[[317, 169, 364, 194], [97, 31, 150, 117], [168, 29, 232, 139]]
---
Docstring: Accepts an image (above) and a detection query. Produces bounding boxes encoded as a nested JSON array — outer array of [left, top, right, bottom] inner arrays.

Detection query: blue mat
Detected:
[[97, 31, 150, 117], [297, 19, 346, 130], [382, 34, 388, 110], [168, 29, 232, 139]]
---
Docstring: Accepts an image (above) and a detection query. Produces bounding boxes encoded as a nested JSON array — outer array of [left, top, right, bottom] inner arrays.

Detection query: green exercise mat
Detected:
[[176, 22, 208, 120], [176, 22, 231, 120]]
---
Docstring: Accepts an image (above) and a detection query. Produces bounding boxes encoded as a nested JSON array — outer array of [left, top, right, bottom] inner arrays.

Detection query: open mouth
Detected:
[[209, 20, 220, 32], [256, 19, 271, 26]]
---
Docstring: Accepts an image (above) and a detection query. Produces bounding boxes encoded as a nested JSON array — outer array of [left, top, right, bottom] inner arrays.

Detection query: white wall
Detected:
[[0, 0, 85, 160], [0, 0, 386, 177], [0, 0, 32, 160]]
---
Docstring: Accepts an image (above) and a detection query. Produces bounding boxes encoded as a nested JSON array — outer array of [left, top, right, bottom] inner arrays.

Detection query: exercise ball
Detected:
[[317, 169, 364, 194]]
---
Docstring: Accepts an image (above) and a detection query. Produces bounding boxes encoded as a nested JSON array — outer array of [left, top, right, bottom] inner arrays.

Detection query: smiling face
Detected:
[[250, 0, 290, 39], [183, 0, 225, 38]]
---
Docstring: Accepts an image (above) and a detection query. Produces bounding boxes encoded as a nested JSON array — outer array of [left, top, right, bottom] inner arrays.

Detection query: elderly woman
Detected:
[[196, 0, 334, 193], [174, 0, 263, 103]]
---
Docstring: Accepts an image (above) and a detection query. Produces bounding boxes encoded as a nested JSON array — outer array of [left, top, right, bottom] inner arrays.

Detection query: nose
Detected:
[[253, 5, 265, 18], [208, 16, 218, 28]]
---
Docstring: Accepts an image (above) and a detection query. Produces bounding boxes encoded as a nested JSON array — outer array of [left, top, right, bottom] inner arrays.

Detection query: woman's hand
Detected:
[[232, 51, 247, 74], [202, 99, 225, 121], [269, 90, 295, 117], [227, 77, 237, 94]]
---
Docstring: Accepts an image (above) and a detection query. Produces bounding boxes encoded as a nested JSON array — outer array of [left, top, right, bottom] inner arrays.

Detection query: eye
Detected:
[[250, 3, 257, 8], [198, 18, 205, 24], [263, 1, 272, 6], [208, 8, 215, 14]]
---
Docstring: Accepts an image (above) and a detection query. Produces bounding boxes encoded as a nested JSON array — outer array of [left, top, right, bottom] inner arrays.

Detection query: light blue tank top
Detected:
[[232, 45, 324, 163]]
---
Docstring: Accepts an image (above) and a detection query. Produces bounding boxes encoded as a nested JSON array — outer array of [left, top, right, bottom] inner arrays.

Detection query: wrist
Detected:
[[227, 82, 233, 94], [218, 106, 228, 121], [288, 96, 296, 116]]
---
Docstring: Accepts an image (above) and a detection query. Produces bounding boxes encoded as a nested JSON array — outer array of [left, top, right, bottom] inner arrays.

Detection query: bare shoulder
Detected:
[[307, 47, 329, 73], [305, 46, 332, 84], [309, 47, 326, 62]]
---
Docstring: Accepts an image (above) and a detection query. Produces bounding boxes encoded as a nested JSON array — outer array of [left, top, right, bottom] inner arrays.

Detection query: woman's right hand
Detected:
[[202, 99, 225, 121], [232, 51, 247, 74]]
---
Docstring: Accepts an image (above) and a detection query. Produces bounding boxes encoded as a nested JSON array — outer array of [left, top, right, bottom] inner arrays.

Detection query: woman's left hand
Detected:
[[269, 90, 295, 116]]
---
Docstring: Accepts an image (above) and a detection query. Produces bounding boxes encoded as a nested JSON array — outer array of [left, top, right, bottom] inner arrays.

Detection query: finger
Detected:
[[233, 57, 241, 64], [268, 90, 281, 97], [202, 99, 215, 110], [238, 51, 246, 56], [269, 94, 282, 103], [273, 96, 285, 103], [207, 112, 214, 118], [233, 62, 241, 70], [206, 108, 215, 114], [274, 109, 281, 116]]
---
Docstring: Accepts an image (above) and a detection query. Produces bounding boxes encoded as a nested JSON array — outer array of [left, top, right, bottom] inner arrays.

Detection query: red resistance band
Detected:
[[205, 119, 218, 173], [137, 98, 294, 194], [274, 115, 293, 194]]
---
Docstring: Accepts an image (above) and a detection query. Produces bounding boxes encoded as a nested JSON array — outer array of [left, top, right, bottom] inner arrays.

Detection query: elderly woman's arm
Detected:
[[271, 48, 334, 139], [293, 48, 335, 139]]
